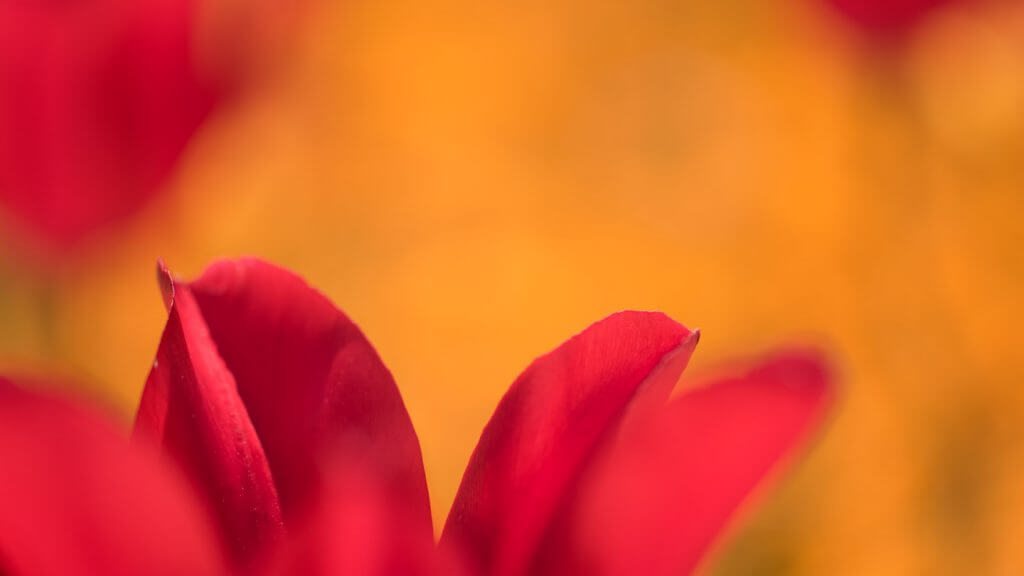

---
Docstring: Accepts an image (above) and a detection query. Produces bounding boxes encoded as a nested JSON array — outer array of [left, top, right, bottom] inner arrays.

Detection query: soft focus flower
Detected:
[[0, 258, 833, 575], [0, 0, 222, 251], [825, 0, 954, 33], [0, 378, 227, 575]]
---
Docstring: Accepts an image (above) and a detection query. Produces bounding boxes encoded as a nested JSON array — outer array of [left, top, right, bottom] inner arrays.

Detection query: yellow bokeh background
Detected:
[[2, 0, 1023, 574]]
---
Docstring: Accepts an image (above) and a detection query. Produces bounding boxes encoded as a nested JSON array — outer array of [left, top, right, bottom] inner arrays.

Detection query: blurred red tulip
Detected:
[[0, 0, 222, 251], [0, 378, 227, 575], [0, 258, 834, 575], [826, 0, 954, 33], [441, 312, 833, 576]]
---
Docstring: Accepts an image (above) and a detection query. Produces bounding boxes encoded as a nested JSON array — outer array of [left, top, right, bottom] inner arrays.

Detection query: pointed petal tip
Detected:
[[155, 259, 175, 310]]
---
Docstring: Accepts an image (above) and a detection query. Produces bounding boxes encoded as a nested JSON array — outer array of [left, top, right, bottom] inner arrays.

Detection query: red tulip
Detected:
[[0, 0, 221, 251], [825, 0, 954, 34], [0, 258, 834, 575], [0, 378, 227, 575], [136, 259, 434, 573]]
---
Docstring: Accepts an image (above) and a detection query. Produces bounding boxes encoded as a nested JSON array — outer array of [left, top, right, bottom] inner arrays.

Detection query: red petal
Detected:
[[135, 263, 285, 566], [441, 311, 699, 576], [0, 378, 227, 576], [0, 0, 219, 249], [536, 351, 834, 576], [185, 259, 430, 530]]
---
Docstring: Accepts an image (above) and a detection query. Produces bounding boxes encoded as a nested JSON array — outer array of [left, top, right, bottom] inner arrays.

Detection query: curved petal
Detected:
[[184, 259, 431, 530], [441, 311, 699, 576], [535, 351, 834, 576], [0, 378, 227, 576], [0, 0, 220, 250], [135, 263, 284, 566]]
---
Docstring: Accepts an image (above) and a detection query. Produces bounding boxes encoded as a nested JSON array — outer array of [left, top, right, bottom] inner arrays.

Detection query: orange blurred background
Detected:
[[2, 0, 1023, 574]]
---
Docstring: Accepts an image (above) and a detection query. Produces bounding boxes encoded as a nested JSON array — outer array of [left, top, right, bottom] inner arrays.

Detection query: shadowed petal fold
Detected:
[[135, 264, 284, 566], [441, 311, 699, 576], [535, 351, 834, 576], [0, 379, 227, 576], [187, 259, 431, 531]]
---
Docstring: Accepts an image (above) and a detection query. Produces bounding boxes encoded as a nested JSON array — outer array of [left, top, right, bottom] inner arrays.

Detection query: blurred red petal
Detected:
[[263, 449, 442, 576], [826, 0, 953, 33], [135, 263, 285, 566], [178, 259, 430, 530], [536, 351, 834, 576], [441, 311, 698, 576], [0, 378, 227, 576], [0, 0, 220, 249]]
